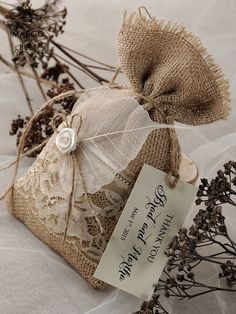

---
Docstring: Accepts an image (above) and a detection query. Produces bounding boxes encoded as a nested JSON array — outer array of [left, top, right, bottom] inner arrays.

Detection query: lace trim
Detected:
[[15, 144, 133, 261]]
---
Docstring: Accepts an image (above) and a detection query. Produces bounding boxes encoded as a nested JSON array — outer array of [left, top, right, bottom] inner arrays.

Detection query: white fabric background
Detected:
[[0, 0, 236, 313]]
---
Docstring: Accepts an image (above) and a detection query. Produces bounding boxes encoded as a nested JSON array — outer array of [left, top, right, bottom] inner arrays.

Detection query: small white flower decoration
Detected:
[[55, 128, 78, 154]]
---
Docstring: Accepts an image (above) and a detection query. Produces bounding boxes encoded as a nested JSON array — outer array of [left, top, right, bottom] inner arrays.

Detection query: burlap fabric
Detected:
[[5, 11, 230, 288]]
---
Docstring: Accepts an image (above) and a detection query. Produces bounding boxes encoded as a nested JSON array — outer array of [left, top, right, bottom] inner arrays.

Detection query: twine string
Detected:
[[63, 151, 77, 244], [51, 111, 69, 133], [109, 66, 121, 86], [135, 93, 181, 188], [138, 6, 152, 18], [62, 113, 104, 244]]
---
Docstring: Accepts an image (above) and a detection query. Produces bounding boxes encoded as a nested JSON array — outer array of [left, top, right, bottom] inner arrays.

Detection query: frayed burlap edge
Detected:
[[121, 10, 231, 122]]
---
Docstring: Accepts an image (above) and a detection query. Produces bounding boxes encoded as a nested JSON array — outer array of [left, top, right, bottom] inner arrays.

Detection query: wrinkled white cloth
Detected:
[[0, 0, 236, 313]]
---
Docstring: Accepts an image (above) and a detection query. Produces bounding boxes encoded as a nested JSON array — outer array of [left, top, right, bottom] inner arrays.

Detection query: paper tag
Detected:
[[94, 164, 197, 300]]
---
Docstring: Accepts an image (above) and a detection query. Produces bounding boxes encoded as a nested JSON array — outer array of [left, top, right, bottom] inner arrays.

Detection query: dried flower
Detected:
[[4, 0, 67, 68], [134, 162, 236, 314], [133, 294, 168, 314], [0, 0, 116, 157], [195, 161, 236, 207], [9, 78, 76, 156]]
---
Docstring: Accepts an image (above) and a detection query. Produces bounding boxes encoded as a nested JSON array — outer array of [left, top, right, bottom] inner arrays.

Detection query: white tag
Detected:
[[94, 164, 197, 300]]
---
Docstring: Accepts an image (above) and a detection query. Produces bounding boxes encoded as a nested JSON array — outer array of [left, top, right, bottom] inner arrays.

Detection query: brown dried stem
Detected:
[[54, 52, 104, 83], [51, 39, 109, 84], [7, 33, 34, 115], [0, 3, 8, 16], [59, 43, 116, 70], [30, 64, 47, 101], [0, 55, 57, 87], [52, 55, 84, 89]]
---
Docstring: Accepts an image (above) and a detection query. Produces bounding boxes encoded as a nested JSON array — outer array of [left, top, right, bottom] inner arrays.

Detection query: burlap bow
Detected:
[[117, 9, 230, 186]]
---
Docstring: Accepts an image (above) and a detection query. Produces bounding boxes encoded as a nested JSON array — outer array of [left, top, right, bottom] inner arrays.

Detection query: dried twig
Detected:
[[0, 55, 57, 87], [51, 39, 109, 84], [7, 32, 34, 115], [30, 63, 47, 101], [59, 43, 116, 69], [0, 0, 117, 156], [52, 55, 84, 89], [0, 3, 8, 16]]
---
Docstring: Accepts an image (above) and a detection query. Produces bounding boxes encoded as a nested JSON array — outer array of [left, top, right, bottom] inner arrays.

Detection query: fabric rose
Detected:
[[55, 128, 78, 154]]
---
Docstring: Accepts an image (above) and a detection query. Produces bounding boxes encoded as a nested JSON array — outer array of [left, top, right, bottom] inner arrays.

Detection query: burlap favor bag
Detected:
[[4, 10, 230, 288]]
